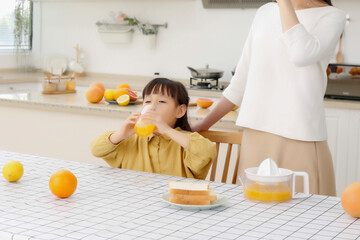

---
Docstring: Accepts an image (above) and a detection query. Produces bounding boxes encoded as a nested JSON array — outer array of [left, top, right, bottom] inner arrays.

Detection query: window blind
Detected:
[[0, 0, 32, 52]]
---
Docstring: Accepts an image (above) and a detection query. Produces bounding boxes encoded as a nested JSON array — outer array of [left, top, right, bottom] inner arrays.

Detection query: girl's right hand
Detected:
[[110, 112, 140, 144], [119, 112, 141, 138]]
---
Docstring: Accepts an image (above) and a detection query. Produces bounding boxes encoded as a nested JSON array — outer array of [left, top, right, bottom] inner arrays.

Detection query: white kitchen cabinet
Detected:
[[325, 106, 360, 196]]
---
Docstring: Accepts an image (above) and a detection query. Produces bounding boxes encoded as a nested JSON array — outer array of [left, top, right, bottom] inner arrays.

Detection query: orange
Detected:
[[326, 67, 331, 76], [86, 86, 103, 103], [126, 89, 138, 102], [49, 169, 77, 198], [117, 94, 130, 106], [66, 81, 76, 91], [341, 182, 360, 218], [336, 67, 343, 74], [196, 98, 214, 109], [113, 88, 130, 101], [349, 67, 360, 75], [90, 82, 105, 94], [117, 83, 131, 89]]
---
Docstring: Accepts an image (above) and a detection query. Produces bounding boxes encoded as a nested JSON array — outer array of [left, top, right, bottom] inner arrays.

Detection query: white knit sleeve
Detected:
[[223, 24, 253, 106], [280, 10, 346, 67]]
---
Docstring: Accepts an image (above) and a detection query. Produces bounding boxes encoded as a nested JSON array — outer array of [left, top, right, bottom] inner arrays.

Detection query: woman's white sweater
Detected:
[[224, 3, 346, 141]]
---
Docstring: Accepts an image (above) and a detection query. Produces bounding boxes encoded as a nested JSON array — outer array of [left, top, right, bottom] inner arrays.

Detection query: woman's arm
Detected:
[[277, 0, 299, 32], [278, 1, 346, 66]]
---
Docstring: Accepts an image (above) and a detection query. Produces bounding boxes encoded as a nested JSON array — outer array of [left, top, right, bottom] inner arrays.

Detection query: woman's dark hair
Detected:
[[142, 78, 192, 131], [322, 0, 332, 5]]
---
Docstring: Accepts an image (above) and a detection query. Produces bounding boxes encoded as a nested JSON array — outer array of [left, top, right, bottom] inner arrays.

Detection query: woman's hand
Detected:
[[110, 112, 140, 144]]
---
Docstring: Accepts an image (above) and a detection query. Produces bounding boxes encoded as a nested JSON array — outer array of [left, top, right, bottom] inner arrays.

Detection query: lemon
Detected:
[[3, 161, 24, 182], [117, 94, 130, 106], [104, 89, 115, 101]]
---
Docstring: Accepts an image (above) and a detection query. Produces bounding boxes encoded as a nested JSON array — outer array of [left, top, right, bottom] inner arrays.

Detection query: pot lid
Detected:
[[194, 64, 224, 73]]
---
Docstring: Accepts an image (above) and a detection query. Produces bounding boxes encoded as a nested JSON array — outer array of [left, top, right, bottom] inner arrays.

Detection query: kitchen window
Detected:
[[0, 0, 33, 53]]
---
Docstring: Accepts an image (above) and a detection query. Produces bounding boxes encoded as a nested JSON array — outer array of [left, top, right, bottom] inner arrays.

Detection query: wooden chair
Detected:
[[199, 130, 243, 184]]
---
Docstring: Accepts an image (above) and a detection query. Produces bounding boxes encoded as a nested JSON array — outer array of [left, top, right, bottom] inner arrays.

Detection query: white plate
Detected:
[[161, 193, 228, 210], [105, 100, 140, 105], [43, 54, 68, 75]]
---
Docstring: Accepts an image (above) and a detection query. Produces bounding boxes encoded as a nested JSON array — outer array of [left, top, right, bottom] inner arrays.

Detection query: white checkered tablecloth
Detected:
[[0, 150, 359, 240]]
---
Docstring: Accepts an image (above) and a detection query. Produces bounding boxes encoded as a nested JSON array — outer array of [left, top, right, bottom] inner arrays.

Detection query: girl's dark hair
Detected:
[[142, 78, 192, 131]]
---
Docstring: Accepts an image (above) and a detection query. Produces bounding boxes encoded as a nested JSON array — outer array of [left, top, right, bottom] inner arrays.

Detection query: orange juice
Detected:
[[243, 183, 292, 203], [134, 120, 155, 138], [66, 80, 76, 91]]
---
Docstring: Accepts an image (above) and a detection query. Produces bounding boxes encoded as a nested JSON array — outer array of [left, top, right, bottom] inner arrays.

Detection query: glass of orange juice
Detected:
[[240, 167, 309, 203], [134, 105, 156, 138]]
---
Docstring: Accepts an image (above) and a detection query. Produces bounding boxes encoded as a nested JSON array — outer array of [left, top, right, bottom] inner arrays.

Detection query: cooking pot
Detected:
[[187, 65, 224, 79]]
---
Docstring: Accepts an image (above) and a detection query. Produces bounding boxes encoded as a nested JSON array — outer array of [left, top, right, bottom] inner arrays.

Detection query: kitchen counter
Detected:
[[0, 87, 238, 129], [2, 70, 360, 110], [0, 150, 359, 240]]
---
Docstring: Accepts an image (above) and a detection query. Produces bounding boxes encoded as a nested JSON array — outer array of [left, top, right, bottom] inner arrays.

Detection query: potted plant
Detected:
[[14, 0, 33, 72], [138, 23, 158, 48]]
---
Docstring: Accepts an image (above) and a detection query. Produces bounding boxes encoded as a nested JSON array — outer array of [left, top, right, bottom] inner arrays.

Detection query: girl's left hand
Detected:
[[141, 110, 171, 135]]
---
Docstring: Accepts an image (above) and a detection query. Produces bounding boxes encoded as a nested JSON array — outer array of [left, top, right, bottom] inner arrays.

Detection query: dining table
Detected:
[[0, 149, 359, 240]]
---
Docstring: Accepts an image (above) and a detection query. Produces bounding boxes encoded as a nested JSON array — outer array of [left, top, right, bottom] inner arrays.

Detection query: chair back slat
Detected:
[[199, 130, 242, 184], [210, 142, 220, 181], [222, 143, 232, 183], [232, 146, 241, 184]]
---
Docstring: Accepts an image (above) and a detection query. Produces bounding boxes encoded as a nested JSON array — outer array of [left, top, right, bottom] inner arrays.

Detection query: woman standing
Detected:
[[192, 0, 345, 196]]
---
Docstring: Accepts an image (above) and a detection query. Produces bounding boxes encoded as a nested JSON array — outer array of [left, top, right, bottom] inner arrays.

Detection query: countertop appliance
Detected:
[[325, 63, 360, 101]]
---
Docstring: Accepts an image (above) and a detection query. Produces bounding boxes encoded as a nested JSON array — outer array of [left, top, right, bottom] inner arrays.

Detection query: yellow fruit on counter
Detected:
[[114, 88, 130, 101], [104, 89, 115, 101], [117, 94, 130, 106], [3, 161, 24, 182]]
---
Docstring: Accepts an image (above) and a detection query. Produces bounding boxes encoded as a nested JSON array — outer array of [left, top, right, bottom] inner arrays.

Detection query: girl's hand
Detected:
[[110, 112, 140, 144], [141, 110, 171, 135]]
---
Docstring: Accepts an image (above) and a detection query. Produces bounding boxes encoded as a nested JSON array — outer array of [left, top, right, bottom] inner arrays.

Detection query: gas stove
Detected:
[[189, 77, 221, 90]]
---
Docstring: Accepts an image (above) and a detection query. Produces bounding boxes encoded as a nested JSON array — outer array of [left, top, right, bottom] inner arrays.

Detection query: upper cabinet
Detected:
[[202, 0, 272, 8]]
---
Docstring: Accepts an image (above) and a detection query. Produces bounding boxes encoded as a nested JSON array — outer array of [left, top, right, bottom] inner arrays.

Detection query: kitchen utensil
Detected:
[[239, 159, 309, 203], [69, 44, 85, 74], [187, 65, 224, 79], [43, 54, 68, 75], [336, 34, 344, 64]]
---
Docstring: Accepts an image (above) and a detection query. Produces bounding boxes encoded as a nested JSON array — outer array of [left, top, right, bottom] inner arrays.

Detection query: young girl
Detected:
[[91, 78, 216, 180], [192, 0, 345, 195]]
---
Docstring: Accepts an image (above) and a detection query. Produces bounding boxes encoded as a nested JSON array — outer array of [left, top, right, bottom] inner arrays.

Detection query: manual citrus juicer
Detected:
[[239, 158, 310, 203]]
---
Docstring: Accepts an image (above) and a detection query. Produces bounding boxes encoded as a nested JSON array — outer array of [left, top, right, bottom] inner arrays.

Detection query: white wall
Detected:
[[39, 0, 254, 82], [2, 0, 360, 81]]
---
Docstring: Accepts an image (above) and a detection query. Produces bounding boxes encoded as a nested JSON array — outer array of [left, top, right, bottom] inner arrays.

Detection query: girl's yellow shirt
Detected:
[[90, 128, 216, 180]]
